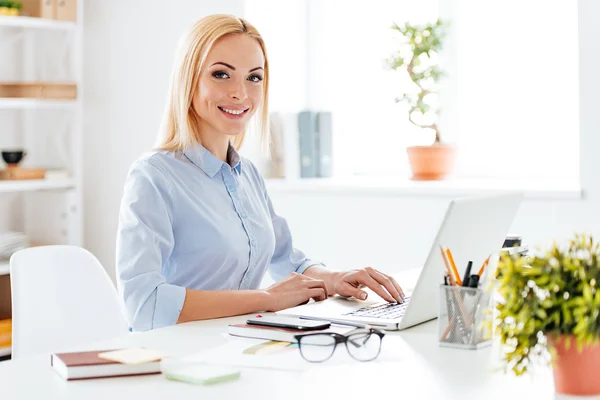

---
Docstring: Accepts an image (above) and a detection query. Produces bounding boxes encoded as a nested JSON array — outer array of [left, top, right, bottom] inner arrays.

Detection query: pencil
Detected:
[[445, 247, 462, 286], [439, 246, 457, 286], [477, 255, 490, 277]]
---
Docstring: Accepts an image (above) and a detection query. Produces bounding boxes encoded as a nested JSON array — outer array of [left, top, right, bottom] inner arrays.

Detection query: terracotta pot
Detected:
[[406, 144, 456, 181], [548, 335, 600, 395]]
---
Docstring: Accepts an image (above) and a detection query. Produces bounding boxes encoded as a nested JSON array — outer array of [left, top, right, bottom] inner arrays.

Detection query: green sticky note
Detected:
[[164, 365, 241, 385]]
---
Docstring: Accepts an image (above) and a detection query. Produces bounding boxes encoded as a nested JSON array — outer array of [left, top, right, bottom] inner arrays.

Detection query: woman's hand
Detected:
[[264, 272, 328, 311], [332, 266, 405, 303]]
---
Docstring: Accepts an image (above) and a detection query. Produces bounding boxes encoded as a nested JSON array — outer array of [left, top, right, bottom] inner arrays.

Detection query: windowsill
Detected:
[[264, 177, 582, 200]]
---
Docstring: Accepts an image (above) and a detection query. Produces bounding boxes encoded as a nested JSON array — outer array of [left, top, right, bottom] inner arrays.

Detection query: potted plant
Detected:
[[494, 233, 600, 396], [387, 19, 455, 180], [0, 1, 21, 16]]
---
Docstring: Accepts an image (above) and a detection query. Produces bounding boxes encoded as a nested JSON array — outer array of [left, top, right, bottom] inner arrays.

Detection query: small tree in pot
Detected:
[[494, 233, 600, 396], [387, 19, 455, 180]]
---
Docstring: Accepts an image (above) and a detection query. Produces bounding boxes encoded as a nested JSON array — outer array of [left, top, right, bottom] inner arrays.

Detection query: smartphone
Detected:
[[246, 316, 331, 331]]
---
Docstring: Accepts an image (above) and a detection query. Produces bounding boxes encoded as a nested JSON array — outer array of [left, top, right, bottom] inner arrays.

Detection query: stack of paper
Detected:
[[0, 231, 29, 260]]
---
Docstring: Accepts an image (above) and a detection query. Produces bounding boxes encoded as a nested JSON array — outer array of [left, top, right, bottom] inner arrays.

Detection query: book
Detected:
[[51, 349, 162, 381], [228, 323, 355, 343]]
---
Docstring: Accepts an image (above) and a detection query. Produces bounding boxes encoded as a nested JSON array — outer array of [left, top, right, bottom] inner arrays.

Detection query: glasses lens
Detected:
[[299, 334, 336, 362], [345, 330, 382, 361]]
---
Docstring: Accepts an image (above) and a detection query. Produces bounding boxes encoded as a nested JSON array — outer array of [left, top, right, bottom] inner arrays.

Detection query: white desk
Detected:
[[0, 267, 592, 399], [0, 313, 588, 400]]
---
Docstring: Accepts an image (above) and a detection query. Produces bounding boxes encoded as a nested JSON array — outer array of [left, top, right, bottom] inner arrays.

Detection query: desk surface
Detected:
[[0, 273, 594, 400]]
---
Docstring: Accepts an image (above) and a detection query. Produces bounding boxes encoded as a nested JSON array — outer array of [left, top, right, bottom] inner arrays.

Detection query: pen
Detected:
[[462, 261, 473, 287]]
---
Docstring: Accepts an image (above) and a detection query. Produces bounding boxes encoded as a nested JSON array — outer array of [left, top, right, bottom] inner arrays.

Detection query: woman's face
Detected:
[[193, 34, 265, 141]]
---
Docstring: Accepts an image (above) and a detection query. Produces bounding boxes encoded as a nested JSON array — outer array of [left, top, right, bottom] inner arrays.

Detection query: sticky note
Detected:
[[164, 365, 241, 385], [98, 348, 165, 365]]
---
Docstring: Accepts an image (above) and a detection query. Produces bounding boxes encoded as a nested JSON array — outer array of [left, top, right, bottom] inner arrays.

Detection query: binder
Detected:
[[316, 111, 333, 178], [298, 111, 318, 178]]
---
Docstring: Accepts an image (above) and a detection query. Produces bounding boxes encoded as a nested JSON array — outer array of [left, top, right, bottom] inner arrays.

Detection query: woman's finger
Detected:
[[367, 267, 403, 302], [305, 278, 328, 297], [384, 273, 405, 301], [356, 270, 396, 303], [307, 287, 327, 302]]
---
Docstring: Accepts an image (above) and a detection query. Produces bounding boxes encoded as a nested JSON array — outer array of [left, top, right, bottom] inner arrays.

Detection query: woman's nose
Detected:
[[228, 80, 247, 101]]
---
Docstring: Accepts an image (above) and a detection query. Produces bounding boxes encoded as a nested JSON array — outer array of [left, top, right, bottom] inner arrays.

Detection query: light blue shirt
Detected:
[[116, 142, 323, 332]]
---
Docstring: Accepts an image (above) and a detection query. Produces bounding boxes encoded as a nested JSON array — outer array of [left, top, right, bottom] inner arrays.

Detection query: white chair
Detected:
[[9, 245, 129, 359]]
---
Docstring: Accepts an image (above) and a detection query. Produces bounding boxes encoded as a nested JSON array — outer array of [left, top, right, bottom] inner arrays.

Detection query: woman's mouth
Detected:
[[218, 106, 249, 119]]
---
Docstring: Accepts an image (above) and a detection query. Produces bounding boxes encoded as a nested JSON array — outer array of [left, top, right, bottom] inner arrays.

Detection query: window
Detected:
[[244, 0, 579, 181]]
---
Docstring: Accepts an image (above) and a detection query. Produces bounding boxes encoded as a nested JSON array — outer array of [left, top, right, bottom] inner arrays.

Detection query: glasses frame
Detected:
[[294, 327, 386, 363]]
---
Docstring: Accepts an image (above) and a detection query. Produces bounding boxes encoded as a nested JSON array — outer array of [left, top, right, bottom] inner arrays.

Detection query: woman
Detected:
[[116, 14, 404, 332]]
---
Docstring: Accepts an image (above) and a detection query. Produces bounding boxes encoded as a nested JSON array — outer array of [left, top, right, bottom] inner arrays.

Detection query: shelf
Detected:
[[0, 98, 76, 109], [0, 346, 11, 357], [0, 179, 75, 193], [0, 15, 75, 31], [0, 261, 8, 276]]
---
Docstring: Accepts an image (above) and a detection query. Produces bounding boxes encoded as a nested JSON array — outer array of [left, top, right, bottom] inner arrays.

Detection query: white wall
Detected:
[[83, 0, 600, 281], [265, 0, 600, 275], [83, 0, 245, 279]]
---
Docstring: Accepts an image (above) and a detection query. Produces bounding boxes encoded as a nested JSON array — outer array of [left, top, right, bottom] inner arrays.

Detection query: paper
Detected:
[[98, 348, 165, 365], [168, 336, 405, 372]]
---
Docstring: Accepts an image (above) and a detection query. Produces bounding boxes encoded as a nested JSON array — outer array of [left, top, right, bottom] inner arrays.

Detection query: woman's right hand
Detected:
[[264, 272, 328, 312]]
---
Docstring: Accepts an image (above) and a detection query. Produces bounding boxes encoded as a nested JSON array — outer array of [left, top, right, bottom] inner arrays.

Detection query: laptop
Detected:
[[277, 193, 523, 330]]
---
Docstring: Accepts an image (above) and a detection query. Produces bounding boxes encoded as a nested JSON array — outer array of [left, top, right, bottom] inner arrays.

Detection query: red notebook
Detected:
[[51, 350, 161, 381]]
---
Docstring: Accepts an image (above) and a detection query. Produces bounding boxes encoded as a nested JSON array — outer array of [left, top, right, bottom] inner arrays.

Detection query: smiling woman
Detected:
[[115, 14, 404, 332]]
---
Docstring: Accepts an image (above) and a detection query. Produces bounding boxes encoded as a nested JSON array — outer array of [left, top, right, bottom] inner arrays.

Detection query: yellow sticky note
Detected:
[[98, 348, 165, 365]]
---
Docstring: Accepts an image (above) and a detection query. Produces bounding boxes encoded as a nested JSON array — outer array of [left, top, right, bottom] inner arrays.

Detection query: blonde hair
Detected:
[[155, 14, 269, 151]]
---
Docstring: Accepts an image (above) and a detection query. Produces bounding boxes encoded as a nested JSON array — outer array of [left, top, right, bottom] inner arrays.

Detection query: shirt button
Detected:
[[250, 240, 256, 247], [240, 212, 247, 218]]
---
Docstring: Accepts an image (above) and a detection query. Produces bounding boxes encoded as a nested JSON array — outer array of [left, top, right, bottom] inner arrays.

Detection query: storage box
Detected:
[[55, 0, 77, 22], [0, 168, 46, 180], [20, 0, 55, 19], [20, 0, 77, 21], [0, 83, 77, 99]]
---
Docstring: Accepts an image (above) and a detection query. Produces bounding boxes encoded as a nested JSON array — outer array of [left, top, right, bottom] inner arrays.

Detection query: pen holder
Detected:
[[438, 284, 492, 350]]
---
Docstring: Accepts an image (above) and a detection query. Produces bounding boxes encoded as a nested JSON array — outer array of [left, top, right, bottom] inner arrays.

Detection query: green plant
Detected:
[[386, 19, 447, 144], [495, 233, 600, 376]]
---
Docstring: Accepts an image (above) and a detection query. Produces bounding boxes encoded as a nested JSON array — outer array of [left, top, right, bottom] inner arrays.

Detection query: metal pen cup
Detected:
[[438, 284, 492, 349]]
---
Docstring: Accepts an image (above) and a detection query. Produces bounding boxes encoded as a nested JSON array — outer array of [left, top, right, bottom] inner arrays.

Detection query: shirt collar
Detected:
[[183, 141, 242, 178]]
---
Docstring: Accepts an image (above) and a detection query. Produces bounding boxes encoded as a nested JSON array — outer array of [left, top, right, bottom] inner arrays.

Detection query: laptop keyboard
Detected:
[[344, 297, 411, 320]]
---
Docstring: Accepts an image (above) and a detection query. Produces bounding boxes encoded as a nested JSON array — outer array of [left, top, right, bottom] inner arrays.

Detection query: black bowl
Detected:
[[2, 150, 26, 165]]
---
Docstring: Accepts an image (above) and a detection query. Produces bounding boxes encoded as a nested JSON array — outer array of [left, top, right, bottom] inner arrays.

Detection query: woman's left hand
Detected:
[[332, 266, 405, 303]]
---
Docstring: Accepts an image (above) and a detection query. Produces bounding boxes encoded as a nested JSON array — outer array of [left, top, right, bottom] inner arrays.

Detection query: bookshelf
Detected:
[[0, 1, 83, 361]]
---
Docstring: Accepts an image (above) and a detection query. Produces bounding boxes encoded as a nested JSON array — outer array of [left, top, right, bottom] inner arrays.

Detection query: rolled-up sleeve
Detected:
[[116, 160, 186, 332], [258, 178, 325, 282]]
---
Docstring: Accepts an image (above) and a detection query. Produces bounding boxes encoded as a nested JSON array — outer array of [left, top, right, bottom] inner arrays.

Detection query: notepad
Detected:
[[98, 348, 165, 365], [164, 365, 241, 385]]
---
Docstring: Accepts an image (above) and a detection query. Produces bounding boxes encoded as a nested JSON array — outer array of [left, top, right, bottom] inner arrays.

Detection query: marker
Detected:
[[468, 275, 480, 288], [462, 261, 473, 287]]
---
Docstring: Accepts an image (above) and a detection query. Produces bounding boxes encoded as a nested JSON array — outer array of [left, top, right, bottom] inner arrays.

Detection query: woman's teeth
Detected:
[[219, 107, 246, 115]]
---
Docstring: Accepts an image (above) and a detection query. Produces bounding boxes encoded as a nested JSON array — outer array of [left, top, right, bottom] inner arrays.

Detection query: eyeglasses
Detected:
[[294, 327, 385, 363]]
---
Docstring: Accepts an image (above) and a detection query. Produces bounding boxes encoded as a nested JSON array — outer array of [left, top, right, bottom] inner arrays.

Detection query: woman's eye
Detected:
[[248, 75, 263, 83], [212, 71, 229, 79]]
